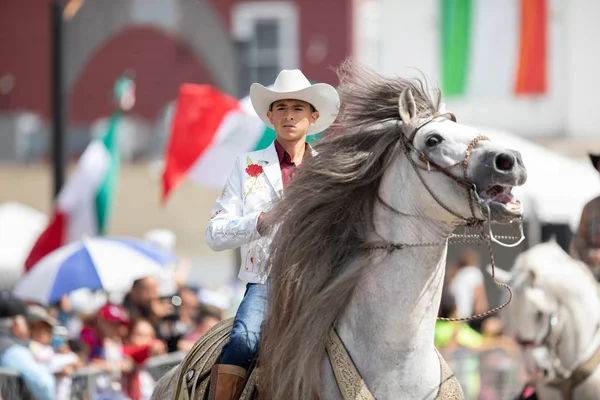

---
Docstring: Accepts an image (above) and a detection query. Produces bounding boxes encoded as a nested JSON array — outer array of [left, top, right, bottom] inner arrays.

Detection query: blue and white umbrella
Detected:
[[13, 236, 177, 305]]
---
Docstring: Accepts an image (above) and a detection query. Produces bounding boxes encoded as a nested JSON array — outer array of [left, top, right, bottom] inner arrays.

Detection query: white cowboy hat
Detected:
[[250, 69, 340, 135]]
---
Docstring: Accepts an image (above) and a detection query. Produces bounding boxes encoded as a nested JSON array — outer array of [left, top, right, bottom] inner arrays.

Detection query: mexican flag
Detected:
[[441, 0, 547, 97], [24, 112, 121, 272], [161, 84, 320, 200]]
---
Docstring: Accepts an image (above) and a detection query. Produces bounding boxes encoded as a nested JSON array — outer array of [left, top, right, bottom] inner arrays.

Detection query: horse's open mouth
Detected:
[[479, 185, 523, 216]]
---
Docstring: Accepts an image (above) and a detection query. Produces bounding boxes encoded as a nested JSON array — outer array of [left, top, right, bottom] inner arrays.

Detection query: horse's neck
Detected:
[[334, 207, 454, 393], [555, 284, 600, 369]]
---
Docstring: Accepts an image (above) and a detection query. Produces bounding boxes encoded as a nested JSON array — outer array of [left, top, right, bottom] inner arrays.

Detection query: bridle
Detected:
[[401, 112, 488, 227], [517, 308, 568, 374], [517, 300, 600, 394], [366, 112, 524, 323], [321, 111, 526, 400]]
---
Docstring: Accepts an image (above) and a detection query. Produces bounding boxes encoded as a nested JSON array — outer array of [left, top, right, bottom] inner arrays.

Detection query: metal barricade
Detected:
[[0, 367, 33, 400], [66, 352, 185, 398], [478, 348, 525, 400], [70, 367, 105, 400], [144, 351, 186, 382], [443, 347, 526, 400]]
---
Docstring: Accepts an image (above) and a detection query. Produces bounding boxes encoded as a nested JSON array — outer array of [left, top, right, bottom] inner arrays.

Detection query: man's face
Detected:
[[29, 321, 52, 345], [131, 277, 159, 306], [267, 99, 319, 141]]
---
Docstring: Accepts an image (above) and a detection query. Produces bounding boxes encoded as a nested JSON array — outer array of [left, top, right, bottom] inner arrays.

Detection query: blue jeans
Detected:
[[219, 282, 268, 369]]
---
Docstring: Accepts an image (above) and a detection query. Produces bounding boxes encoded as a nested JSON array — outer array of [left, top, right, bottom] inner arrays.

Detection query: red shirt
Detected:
[[80, 325, 103, 360], [274, 140, 311, 188]]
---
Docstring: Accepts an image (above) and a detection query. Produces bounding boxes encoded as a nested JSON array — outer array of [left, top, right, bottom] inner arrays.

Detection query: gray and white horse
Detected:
[[494, 241, 600, 399], [153, 62, 527, 400]]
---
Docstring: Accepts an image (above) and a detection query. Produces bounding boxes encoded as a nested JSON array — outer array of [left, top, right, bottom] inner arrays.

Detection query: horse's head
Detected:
[[488, 245, 567, 381], [510, 269, 559, 348], [395, 87, 527, 225], [489, 241, 600, 380], [494, 242, 592, 346]]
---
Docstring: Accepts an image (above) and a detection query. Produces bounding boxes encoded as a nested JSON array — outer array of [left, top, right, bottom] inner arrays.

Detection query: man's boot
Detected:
[[208, 364, 247, 400]]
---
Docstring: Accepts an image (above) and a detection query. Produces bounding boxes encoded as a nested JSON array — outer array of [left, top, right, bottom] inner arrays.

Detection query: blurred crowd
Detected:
[[0, 273, 229, 400], [436, 248, 528, 400]]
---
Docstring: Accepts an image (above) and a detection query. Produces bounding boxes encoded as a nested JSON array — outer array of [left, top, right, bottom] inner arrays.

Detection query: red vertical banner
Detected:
[[515, 0, 547, 95]]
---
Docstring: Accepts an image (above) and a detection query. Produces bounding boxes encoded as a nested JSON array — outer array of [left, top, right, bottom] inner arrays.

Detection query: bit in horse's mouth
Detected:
[[486, 185, 511, 201], [480, 184, 523, 214]]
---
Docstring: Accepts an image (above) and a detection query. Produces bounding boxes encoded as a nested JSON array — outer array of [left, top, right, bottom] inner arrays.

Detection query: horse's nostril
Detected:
[[495, 153, 514, 171]]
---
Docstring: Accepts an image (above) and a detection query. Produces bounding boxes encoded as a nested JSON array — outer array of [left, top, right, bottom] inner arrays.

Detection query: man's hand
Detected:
[[55, 365, 74, 377], [150, 339, 167, 356], [257, 212, 268, 236]]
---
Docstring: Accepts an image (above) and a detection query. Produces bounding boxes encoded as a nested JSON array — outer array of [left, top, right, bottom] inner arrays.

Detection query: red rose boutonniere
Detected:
[[246, 163, 263, 177]]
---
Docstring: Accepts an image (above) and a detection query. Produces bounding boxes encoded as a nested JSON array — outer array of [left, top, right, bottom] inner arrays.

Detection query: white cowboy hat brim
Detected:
[[250, 82, 340, 136]]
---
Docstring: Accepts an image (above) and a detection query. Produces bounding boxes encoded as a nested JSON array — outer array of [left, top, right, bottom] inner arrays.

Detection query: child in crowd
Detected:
[[178, 304, 223, 352], [27, 305, 80, 400], [122, 319, 166, 400]]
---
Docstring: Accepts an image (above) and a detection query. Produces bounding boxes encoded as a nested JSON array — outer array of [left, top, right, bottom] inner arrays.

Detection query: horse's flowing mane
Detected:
[[257, 60, 441, 400]]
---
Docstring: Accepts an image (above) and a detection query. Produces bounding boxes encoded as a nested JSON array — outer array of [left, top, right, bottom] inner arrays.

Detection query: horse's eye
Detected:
[[426, 134, 443, 147]]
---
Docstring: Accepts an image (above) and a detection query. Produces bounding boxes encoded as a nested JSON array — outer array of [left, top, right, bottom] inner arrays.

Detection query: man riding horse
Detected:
[[152, 61, 528, 400], [204, 69, 339, 400]]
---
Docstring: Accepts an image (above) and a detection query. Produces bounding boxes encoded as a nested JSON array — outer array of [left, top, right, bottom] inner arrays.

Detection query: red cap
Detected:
[[97, 304, 130, 326]]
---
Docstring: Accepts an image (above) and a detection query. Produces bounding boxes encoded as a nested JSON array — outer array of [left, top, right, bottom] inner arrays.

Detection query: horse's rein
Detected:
[[367, 112, 516, 323]]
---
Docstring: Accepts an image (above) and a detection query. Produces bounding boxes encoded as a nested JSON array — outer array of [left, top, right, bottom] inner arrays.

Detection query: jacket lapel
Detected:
[[259, 142, 283, 198]]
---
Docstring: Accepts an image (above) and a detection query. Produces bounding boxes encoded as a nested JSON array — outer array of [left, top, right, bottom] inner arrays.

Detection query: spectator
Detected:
[[0, 292, 55, 400], [122, 319, 166, 400], [152, 277, 181, 352], [176, 286, 200, 334], [80, 303, 131, 361], [27, 305, 79, 400], [123, 276, 160, 321], [435, 289, 483, 351], [27, 305, 79, 372], [571, 152, 600, 279], [480, 316, 520, 357], [449, 248, 489, 331], [435, 289, 482, 400], [178, 304, 224, 352], [123, 319, 166, 365], [66, 339, 89, 368]]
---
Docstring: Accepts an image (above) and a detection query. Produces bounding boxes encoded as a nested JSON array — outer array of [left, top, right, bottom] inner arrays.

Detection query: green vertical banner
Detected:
[[441, 0, 471, 96], [95, 74, 134, 234], [95, 111, 121, 234]]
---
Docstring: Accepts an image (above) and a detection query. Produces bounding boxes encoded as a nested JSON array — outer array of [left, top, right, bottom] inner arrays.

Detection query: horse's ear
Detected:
[[398, 87, 417, 126]]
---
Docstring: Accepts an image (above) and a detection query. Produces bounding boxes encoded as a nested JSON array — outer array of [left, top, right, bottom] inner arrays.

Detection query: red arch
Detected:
[[69, 26, 213, 124]]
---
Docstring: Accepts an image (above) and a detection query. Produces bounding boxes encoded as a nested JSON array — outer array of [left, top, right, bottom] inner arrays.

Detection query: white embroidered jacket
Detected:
[[205, 142, 283, 284]]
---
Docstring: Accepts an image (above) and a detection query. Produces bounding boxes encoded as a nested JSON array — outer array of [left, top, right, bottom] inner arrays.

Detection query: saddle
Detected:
[[172, 318, 463, 400], [172, 318, 258, 400]]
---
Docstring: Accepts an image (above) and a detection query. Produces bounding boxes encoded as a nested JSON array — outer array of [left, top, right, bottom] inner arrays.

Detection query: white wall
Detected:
[[367, 0, 599, 139], [353, 0, 384, 71], [565, 0, 600, 138]]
